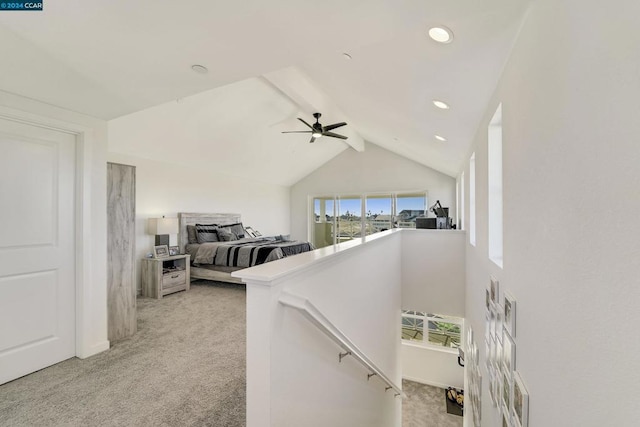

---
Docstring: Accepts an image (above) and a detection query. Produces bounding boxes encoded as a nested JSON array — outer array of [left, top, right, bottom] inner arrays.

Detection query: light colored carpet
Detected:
[[0, 281, 246, 427], [402, 380, 463, 427]]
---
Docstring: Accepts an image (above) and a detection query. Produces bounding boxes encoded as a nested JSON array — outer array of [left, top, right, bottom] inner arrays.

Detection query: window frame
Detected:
[[309, 190, 428, 247], [401, 310, 463, 353]]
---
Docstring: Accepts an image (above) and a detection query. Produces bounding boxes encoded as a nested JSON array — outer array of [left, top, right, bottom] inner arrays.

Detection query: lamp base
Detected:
[[155, 234, 169, 246]]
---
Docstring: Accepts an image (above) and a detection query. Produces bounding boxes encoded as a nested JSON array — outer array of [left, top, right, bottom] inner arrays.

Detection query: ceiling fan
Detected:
[[282, 112, 348, 143]]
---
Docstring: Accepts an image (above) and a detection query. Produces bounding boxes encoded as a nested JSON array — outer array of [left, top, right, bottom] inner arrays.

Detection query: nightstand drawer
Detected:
[[162, 270, 186, 287]]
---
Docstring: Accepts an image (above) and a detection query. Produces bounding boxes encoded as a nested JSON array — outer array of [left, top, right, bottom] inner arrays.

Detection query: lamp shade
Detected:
[[148, 217, 178, 235]]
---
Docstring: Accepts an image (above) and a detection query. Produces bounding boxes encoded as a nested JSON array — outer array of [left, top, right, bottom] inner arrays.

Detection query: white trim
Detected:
[[401, 340, 459, 355], [402, 375, 458, 390], [79, 340, 110, 359], [469, 152, 476, 246]]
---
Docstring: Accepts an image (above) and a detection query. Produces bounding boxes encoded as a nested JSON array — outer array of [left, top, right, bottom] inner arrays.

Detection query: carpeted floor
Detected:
[[0, 281, 246, 427], [2, 281, 461, 427], [402, 380, 463, 427]]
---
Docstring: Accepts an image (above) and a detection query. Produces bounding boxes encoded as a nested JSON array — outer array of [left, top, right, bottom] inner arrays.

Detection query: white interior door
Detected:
[[0, 117, 76, 385]]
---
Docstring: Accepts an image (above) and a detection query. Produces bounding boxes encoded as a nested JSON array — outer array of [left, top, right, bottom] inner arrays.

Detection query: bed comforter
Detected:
[[193, 238, 313, 268]]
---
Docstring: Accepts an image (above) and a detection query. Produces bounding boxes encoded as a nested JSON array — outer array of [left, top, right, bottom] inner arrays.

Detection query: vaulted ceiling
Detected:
[[0, 0, 529, 183]]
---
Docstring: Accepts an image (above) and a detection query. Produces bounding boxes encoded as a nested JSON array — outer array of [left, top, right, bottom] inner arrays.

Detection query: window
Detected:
[[312, 197, 335, 248], [311, 191, 427, 248], [401, 310, 462, 350], [488, 104, 503, 267], [455, 179, 460, 230], [337, 196, 362, 243], [365, 195, 393, 235], [396, 193, 427, 228], [460, 171, 465, 231], [469, 153, 476, 246]]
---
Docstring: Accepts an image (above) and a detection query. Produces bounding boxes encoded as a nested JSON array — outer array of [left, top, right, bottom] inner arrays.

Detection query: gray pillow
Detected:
[[216, 228, 238, 242], [186, 225, 198, 244], [224, 222, 245, 239], [195, 224, 219, 243]]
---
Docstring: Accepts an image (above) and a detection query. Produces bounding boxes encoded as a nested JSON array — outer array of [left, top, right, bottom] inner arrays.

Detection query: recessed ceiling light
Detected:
[[435, 134, 447, 142], [191, 64, 208, 74], [428, 26, 453, 44], [433, 100, 450, 110], [342, 53, 352, 60]]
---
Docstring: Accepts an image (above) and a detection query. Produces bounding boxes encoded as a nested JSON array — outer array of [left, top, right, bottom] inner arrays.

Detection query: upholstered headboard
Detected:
[[178, 212, 241, 251]]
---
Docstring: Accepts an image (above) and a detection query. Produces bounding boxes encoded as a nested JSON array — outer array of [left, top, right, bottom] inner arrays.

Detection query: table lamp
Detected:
[[148, 217, 178, 246]]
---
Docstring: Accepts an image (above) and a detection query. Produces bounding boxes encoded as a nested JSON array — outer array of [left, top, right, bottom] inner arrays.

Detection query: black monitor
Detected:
[[416, 217, 437, 229]]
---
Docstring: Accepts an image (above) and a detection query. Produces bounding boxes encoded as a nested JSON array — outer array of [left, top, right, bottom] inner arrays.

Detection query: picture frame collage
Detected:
[[466, 326, 482, 427], [485, 276, 529, 427]]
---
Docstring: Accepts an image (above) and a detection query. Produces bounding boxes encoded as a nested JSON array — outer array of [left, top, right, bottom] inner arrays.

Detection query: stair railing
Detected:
[[279, 291, 406, 398]]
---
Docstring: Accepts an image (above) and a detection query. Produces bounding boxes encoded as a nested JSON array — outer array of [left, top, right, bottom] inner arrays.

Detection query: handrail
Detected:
[[279, 291, 406, 398]]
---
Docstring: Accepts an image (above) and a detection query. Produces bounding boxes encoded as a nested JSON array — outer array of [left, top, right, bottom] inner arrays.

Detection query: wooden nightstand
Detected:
[[141, 254, 191, 299]]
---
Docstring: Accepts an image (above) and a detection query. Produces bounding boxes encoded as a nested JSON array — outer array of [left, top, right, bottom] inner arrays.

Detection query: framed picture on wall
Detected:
[[503, 410, 513, 427], [489, 370, 498, 406], [502, 329, 516, 374], [485, 339, 491, 370], [490, 306, 497, 338], [504, 292, 517, 337], [490, 334, 497, 370], [490, 276, 500, 303], [485, 312, 491, 342], [512, 372, 529, 427], [496, 304, 504, 343], [502, 370, 512, 414], [495, 338, 503, 371]]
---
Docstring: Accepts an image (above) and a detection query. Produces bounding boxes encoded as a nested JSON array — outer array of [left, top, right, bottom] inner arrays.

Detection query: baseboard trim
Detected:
[[77, 340, 110, 359], [402, 375, 460, 390]]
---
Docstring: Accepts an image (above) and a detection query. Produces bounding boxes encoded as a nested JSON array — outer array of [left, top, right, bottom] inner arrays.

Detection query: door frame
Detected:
[[0, 103, 109, 359]]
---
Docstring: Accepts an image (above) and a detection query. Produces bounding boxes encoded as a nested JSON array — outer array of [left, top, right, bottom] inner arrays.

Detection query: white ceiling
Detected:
[[0, 0, 529, 181]]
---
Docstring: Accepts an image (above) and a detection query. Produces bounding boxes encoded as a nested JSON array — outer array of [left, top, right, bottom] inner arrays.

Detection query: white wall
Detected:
[[401, 230, 466, 318], [106, 152, 290, 292], [237, 231, 402, 427], [0, 90, 109, 358], [400, 230, 465, 391], [461, 1, 640, 425], [402, 344, 463, 390], [290, 142, 456, 241]]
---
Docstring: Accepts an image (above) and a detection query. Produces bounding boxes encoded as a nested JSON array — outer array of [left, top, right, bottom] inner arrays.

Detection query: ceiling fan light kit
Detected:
[[282, 112, 348, 143]]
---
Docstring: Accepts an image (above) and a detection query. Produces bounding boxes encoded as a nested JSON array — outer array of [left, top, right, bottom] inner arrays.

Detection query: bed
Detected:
[[178, 212, 314, 284]]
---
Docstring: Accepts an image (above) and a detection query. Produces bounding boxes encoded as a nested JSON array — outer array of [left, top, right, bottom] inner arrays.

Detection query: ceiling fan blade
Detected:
[[309, 136, 316, 143], [323, 122, 347, 131], [282, 131, 312, 134], [323, 131, 348, 140], [298, 118, 314, 130]]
